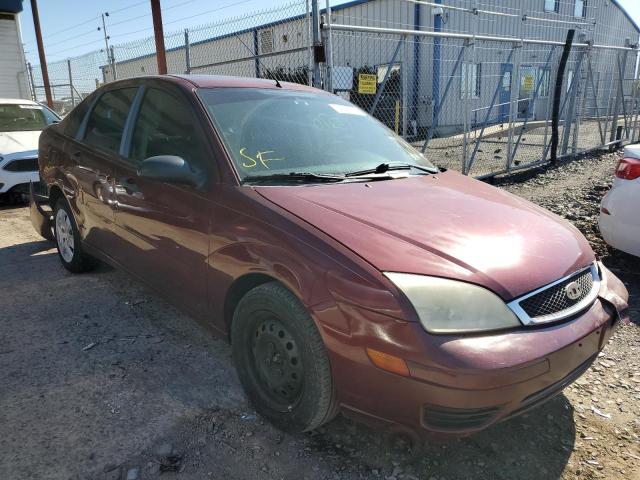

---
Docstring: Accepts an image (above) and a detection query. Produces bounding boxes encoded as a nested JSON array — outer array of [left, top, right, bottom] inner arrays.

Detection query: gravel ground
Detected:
[[0, 151, 639, 480]]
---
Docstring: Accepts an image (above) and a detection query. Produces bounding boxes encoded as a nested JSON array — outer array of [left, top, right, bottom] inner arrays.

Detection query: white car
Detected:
[[599, 144, 640, 257], [0, 98, 60, 200]]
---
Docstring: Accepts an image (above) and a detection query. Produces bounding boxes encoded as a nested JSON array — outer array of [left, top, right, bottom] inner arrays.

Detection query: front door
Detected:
[[499, 63, 513, 123], [111, 86, 213, 316]]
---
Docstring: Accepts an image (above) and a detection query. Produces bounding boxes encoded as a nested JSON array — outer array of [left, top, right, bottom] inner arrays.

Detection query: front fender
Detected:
[[206, 239, 405, 336]]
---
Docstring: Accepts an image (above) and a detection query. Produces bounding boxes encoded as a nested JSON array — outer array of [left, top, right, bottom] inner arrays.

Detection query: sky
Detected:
[[17, 0, 640, 66], [19, 0, 341, 65]]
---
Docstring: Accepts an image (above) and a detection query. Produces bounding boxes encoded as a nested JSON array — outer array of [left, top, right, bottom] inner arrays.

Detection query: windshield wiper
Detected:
[[242, 172, 346, 184], [344, 162, 438, 177]]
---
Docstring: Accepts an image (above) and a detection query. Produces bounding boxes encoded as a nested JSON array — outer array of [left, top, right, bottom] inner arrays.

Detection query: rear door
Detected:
[[68, 87, 139, 255], [111, 85, 213, 316]]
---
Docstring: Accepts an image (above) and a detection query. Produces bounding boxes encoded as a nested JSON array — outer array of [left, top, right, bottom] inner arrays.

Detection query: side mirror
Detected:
[[137, 155, 199, 187]]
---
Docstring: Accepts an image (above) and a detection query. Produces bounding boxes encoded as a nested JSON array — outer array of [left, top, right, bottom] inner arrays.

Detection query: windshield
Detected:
[[198, 88, 434, 181], [0, 103, 58, 132]]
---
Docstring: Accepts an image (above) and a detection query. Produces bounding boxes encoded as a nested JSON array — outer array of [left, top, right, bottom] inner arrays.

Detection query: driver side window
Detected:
[[130, 88, 207, 169]]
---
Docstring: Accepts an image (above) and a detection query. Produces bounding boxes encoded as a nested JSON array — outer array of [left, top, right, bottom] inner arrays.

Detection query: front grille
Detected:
[[422, 405, 500, 432], [519, 268, 594, 319], [3, 158, 39, 172]]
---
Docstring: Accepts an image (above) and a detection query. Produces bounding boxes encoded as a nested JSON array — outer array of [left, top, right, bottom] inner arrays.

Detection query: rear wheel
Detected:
[[53, 199, 96, 273], [231, 282, 338, 432]]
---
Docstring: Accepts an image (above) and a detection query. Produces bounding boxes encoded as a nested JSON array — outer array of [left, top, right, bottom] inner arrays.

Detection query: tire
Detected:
[[231, 282, 338, 432], [53, 198, 97, 273]]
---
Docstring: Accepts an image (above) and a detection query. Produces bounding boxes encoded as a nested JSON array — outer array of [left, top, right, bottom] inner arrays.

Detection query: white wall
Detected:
[[0, 14, 30, 99]]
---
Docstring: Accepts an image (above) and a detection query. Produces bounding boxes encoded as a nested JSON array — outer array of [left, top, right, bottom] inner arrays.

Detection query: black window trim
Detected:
[[120, 85, 146, 158]]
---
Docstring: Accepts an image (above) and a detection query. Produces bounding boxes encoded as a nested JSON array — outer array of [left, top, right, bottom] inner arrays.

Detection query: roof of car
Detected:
[[0, 98, 40, 105], [167, 74, 322, 93]]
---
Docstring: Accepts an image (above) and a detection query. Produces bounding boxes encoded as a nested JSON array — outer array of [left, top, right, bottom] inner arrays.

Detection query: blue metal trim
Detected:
[[0, 0, 22, 14], [253, 29, 260, 77]]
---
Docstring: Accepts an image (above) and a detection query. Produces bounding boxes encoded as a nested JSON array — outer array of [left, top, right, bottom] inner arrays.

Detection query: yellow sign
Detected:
[[358, 74, 377, 95], [522, 74, 535, 92]]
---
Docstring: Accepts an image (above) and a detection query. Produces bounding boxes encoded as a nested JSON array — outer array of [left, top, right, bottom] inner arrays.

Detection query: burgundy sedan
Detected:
[[31, 75, 629, 435]]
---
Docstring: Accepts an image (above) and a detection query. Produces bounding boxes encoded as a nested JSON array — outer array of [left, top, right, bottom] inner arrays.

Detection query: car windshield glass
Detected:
[[197, 88, 435, 181], [0, 104, 53, 132]]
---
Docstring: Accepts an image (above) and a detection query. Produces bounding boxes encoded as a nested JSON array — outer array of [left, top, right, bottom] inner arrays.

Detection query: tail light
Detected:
[[615, 157, 640, 180]]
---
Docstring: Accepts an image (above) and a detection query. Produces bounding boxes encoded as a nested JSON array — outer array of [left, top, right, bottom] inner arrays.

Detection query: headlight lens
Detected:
[[384, 273, 521, 333]]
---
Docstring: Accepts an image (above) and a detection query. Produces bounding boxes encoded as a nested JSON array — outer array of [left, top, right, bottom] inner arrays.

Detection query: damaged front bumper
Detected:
[[29, 182, 54, 242]]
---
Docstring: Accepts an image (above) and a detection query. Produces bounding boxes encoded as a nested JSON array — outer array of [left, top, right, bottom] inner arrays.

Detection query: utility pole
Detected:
[[99, 13, 111, 66], [30, 0, 53, 108], [151, 0, 167, 75]]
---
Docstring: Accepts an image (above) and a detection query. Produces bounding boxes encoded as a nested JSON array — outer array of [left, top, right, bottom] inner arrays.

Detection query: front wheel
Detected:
[[53, 199, 97, 273], [231, 282, 338, 432]]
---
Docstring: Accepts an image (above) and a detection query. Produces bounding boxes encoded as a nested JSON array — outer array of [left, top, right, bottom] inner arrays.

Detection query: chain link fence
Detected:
[[29, 0, 640, 178]]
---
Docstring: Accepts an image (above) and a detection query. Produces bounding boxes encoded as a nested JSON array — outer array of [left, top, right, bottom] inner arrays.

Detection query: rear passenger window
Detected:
[[130, 88, 207, 168], [62, 95, 92, 138], [84, 88, 137, 154]]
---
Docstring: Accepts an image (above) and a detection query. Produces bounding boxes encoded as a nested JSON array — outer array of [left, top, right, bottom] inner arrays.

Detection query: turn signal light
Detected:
[[366, 348, 410, 377], [615, 157, 640, 180]]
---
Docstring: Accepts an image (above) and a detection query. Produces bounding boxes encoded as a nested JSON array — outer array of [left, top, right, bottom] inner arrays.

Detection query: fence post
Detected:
[[506, 39, 522, 171], [572, 45, 591, 155], [311, 0, 322, 88], [586, 52, 606, 145], [561, 44, 586, 156], [402, 35, 408, 137], [324, 0, 334, 92], [184, 29, 191, 74], [67, 59, 75, 107], [110, 46, 117, 81], [306, 0, 313, 86], [551, 29, 575, 164], [27, 62, 36, 101], [609, 48, 629, 145]]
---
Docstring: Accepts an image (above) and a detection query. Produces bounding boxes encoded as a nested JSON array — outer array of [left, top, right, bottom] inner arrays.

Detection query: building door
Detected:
[[498, 63, 513, 122], [518, 66, 536, 119]]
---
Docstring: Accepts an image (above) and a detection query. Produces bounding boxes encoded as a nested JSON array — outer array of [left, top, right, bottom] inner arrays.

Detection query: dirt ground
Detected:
[[0, 151, 639, 480]]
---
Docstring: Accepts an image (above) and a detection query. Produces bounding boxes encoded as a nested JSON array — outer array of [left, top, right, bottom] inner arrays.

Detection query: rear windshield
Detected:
[[198, 87, 434, 180], [0, 104, 58, 132]]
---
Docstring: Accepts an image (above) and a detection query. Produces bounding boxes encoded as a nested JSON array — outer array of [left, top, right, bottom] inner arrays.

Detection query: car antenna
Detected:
[[234, 33, 282, 88]]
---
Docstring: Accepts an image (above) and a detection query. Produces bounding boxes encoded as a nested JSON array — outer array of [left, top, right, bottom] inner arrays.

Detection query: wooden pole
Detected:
[[150, 0, 167, 75], [30, 0, 53, 108]]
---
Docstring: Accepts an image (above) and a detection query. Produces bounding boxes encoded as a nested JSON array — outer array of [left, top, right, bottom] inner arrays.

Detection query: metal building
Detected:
[[111, 0, 639, 134]]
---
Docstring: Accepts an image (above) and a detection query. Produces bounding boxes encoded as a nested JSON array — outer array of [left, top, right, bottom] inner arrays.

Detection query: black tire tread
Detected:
[[231, 282, 338, 432]]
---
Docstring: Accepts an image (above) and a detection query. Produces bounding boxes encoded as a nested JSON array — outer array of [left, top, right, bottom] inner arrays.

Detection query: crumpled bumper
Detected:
[[29, 182, 54, 241]]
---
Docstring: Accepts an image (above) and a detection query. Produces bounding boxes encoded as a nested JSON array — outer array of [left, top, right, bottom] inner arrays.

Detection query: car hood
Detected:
[[0, 130, 41, 156], [255, 171, 595, 300]]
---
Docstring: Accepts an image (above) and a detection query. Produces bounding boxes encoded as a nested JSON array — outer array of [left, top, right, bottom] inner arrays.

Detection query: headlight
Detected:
[[384, 273, 521, 334]]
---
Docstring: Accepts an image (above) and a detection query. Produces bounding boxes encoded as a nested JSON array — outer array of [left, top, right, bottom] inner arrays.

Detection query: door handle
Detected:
[[71, 151, 82, 159]]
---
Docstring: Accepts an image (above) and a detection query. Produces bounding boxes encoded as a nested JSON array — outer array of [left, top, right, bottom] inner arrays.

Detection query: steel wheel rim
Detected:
[[55, 209, 75, 263], [250, 316, 304, 410]]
